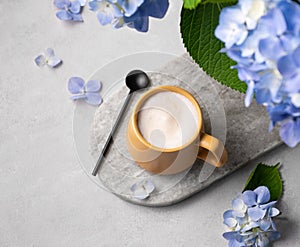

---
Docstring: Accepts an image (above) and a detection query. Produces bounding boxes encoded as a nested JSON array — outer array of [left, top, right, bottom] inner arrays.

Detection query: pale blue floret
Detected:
[[68, 77, 102, 105], [54, 0, 85, 22], [89, 0, 123, 26], [130, 179, 155, 200], [34, 48, 62, 68]]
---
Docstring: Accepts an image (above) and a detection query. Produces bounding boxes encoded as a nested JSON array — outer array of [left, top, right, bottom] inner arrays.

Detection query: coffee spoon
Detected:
[[92, 70, 151, 176]]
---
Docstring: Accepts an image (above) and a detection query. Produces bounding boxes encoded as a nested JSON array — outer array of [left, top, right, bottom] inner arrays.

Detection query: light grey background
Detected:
[[1, 1, 299, 246]]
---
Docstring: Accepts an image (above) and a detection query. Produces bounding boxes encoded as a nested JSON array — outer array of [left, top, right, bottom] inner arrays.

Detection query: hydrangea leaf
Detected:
[[183, 0, 202, 9], [180, 2, 246, 93], [243, 163, 282, 201]]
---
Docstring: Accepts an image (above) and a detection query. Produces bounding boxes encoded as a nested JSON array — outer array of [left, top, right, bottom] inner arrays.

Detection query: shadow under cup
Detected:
[[126, 86, 228, 175]]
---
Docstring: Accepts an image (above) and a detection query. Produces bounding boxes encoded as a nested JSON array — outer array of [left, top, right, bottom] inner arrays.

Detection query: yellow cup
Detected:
[[126, 86, 227, 174]]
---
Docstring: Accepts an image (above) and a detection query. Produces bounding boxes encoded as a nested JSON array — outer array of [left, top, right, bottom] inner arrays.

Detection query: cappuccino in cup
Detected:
[[137, 91, 199, 149], [127, 86, 227, 174]]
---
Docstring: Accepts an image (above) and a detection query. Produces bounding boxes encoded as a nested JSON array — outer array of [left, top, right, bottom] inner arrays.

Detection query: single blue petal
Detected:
[[278, 55, 298, 78], [89, 0, 98, 11], [68, 77, 85, 94], [242, 190, 257, 207], [228, 239, 243, 247], [223, 231, 239, 240], [34, 54, 46, 67], [85, 80, 102, 92], [223, 210, 234, 219], [84, 92, 103, 105], [69, 0, 81, 14], [254, 186, 270, 204], [256, 88, 271, 105], [260, 201, 277, 210], [236, 67, 259, 81], [280, 118, 300, 147], [71, 13, 83, 21], [56, 10, 73, 20], [267, 103, 290, 123], [259, 219, 271, 231], [270, 7, 287, 36], [266, 231, 281, 241], [259, 37, 285, 61], [70, 94, 86, 100], [141, 0, 169, 18], [248, 206, 266, 221], [269, 207, 280, 217], [271, 219, 278, 231], [224, 218, 237, 228], [47, 56, 62, 68], [291, 94, 300, 108], [280, 34, 300, 53], [53, 0, 70, 9], [245, 80, 255, 107], [232, 199, 246, 217], [278, 1, 300, 33], [122, 0, 144, 17], [97, 11, 113, 25], [292, 45, 300, 68], [284, 74, 300, 93], [45, 48, 55, 57]]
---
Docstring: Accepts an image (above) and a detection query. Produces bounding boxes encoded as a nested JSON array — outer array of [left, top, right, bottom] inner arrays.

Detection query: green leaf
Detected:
[[243, 163, 283, 201], [183, 0, 202, 9], [180, 2, 247, 93], [203, 0, 238, 3]]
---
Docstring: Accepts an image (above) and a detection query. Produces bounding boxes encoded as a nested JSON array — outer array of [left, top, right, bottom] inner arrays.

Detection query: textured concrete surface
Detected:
[[1, 1, 300, 246]]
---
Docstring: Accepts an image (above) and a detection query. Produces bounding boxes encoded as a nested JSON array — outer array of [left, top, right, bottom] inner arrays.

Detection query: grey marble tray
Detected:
[[90, 54, 282, 207]]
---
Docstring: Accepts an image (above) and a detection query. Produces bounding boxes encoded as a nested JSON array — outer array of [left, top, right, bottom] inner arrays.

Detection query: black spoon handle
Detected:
[[92, 91, 133, 176]]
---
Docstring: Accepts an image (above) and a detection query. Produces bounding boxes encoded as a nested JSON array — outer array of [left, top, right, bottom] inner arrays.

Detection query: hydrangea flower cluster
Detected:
[[88, 0, 169, 32], [215, 0, 300, 147], [53, 0, 86, 22], [223, 186, 280, 247]]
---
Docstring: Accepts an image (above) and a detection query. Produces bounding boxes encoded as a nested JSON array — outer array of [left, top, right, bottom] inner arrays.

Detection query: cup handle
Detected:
[[197, 133, 228, 167]]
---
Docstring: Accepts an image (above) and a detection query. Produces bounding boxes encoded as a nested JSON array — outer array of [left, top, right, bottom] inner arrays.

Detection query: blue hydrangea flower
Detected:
[[130, 179, 155, 200], [215, 7, 249, 49], [223, 186, 280, 247], [68, 77, 102, 105], [88, 0, 169, 32], [54, 0, 85, 22], [89, 0, 123, 27], [215, 0, 300, 147], [34, 48, 62, 68]]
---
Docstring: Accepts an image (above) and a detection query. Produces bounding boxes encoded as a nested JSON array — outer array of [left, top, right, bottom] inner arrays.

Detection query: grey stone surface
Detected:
[[1, 1, 300, 246], [91, 55, 282, 206]]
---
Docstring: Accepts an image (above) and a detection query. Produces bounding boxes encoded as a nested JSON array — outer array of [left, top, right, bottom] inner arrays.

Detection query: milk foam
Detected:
[[137, 91, 199, 149]]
